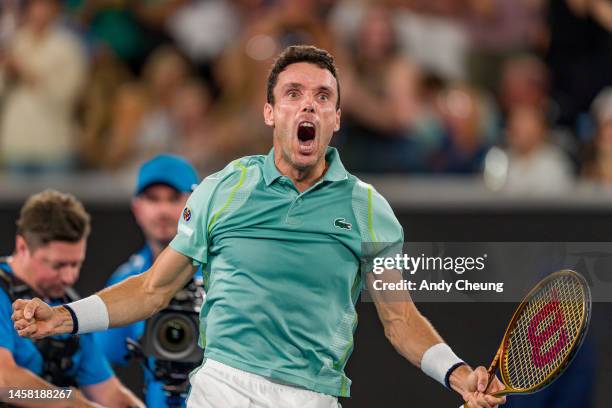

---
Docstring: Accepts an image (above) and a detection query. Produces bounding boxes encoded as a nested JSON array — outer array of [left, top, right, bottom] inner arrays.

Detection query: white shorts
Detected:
[[186, 359, 340, 408]]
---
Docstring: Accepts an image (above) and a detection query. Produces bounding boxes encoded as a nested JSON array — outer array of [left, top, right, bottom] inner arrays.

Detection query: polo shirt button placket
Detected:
[[285, 195, 303, 227]]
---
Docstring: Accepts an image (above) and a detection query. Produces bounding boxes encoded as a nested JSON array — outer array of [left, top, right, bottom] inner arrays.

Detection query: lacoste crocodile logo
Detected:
[[334, 218, 352, 230]]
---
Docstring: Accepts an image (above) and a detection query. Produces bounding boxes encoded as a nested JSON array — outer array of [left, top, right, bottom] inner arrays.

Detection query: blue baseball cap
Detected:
[[135, 154, 199, 195]]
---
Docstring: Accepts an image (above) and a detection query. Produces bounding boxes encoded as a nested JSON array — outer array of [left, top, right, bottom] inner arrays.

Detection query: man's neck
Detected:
[[7, 255, 42, 295], [275, 156, 328, 193]]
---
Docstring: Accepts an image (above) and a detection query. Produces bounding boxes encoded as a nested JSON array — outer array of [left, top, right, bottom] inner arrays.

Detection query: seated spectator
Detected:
[[465, 0, 547, 91], [79, 46, 135, 169], [582, 88, 612, 184], [503, 106, 574, 194], [393, 0, 469, 81], [170, 79, 226, 174], [167, 0, 263, 67], [0, 0, 86, 174], [93, 81, 148, 170], [335, 4, 425, 173], [499, 54, 579, 161], [499, 54, 550, 116], [428, 84, 496, 173], [102, 45, 191, 171], [136, 46, 191, 161]]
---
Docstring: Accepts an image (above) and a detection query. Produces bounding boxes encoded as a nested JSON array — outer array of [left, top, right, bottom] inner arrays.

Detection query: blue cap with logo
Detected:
[[135, 154, 199, 195]]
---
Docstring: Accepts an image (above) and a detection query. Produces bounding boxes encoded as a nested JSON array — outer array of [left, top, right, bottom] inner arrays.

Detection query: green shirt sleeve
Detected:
[[352, 180, 404, 261], [369, 187, 404, 259], [170, 177, 216, 265], [369, 187, 404, 244], [168, 163, 231, 265]]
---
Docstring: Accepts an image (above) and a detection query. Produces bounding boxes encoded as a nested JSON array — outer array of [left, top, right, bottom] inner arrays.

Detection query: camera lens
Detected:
[[152, 313, 197, 359], [161, 320, 189, 351]]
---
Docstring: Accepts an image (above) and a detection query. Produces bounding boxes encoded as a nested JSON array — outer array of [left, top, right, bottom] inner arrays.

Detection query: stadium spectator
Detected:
[[135, 46, 190, 161], [335, 4, 424, 173], [465, 0, 547, 91], [393, 0, 469, 81], [79, 46, 135, 169], [429, 83, 496, 173], [329, 0, 469, 81], [498, 55, 550, 116], [167, 0, 266, 67], [503, 106, 574, 194], [582, 88, 612, 184], [0, 0, 86, 174], [98, 82, 149, 170], [170, 79, 226, 174], [103, 45, 191, 171]]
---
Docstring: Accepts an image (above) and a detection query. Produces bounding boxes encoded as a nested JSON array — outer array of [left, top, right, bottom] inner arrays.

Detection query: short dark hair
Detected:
[[267, 45, 340, 109], [16, 190, 91, 250]]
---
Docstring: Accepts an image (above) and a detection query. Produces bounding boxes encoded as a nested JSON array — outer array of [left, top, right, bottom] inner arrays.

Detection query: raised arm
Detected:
[[366, 269, 506, 407], [0, 348, 102, 408], [11, 247, 196, 338], [101, 246, 196, 327], [366, 270, 443, 366]]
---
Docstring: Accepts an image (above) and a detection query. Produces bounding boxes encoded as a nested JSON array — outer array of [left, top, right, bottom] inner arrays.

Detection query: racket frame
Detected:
[[487, 269, 592, 397]]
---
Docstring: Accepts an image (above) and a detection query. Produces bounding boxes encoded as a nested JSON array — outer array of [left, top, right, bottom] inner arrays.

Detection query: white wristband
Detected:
[[421, 343, 465, 388], [63, 295, 109, 334]]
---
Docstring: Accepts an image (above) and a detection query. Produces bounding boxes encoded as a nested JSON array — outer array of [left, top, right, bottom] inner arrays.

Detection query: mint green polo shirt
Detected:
[[170, 147, 403, 397]]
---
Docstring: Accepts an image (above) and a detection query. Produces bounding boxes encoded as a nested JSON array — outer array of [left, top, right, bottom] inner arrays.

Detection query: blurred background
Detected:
[[1, 0, 612, 407], [1, 0, 612, 188]]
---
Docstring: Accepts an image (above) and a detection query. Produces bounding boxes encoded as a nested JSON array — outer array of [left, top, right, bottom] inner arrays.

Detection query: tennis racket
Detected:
[[460, 269, 591, 407]]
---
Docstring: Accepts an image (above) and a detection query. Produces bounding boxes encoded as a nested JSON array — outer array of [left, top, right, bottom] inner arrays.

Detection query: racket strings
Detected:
[[503, 276, 585, 391]]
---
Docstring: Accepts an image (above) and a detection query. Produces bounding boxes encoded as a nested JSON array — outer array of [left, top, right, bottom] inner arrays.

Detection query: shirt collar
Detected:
[[263, 147, 348, 186]]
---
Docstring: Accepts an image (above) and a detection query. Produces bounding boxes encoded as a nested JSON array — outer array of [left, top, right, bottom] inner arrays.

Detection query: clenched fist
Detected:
[[11, 298, 74, 339]]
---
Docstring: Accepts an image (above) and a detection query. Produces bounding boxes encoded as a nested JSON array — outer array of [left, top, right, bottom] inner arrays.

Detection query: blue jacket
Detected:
[[0, 260, 113, 387]]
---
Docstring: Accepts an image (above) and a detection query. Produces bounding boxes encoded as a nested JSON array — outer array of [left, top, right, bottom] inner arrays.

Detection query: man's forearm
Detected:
[[381, 303, 444, 366], [368, 271, 467, 389], [0, 366, 88, 408], [113, 383, 143, 408], [82, 377, 143, 408], [50, 274, 156, 334], [99, 248, 196, 328], [98, 273, 162, 327], [59, 248, 195, 333]]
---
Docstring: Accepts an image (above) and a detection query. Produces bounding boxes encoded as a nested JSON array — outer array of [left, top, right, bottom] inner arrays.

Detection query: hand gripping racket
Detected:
[[460, 269, 591, 407]]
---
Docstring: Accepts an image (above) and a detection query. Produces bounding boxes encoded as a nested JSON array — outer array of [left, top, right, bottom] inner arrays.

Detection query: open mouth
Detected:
[[297, 121, 316, 155], [297, 121, 316, 142]]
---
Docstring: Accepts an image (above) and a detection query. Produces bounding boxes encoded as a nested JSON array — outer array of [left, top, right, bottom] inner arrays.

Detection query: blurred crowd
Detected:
[[1, 0, 612, 194]]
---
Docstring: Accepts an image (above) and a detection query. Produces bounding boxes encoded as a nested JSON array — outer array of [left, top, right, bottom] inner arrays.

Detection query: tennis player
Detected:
[[12, 45, 506, 408]]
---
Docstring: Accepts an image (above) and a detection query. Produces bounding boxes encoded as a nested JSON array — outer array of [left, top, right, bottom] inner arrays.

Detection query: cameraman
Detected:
[[94, 155, 200, 408], [0, 190, 143, 407]]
